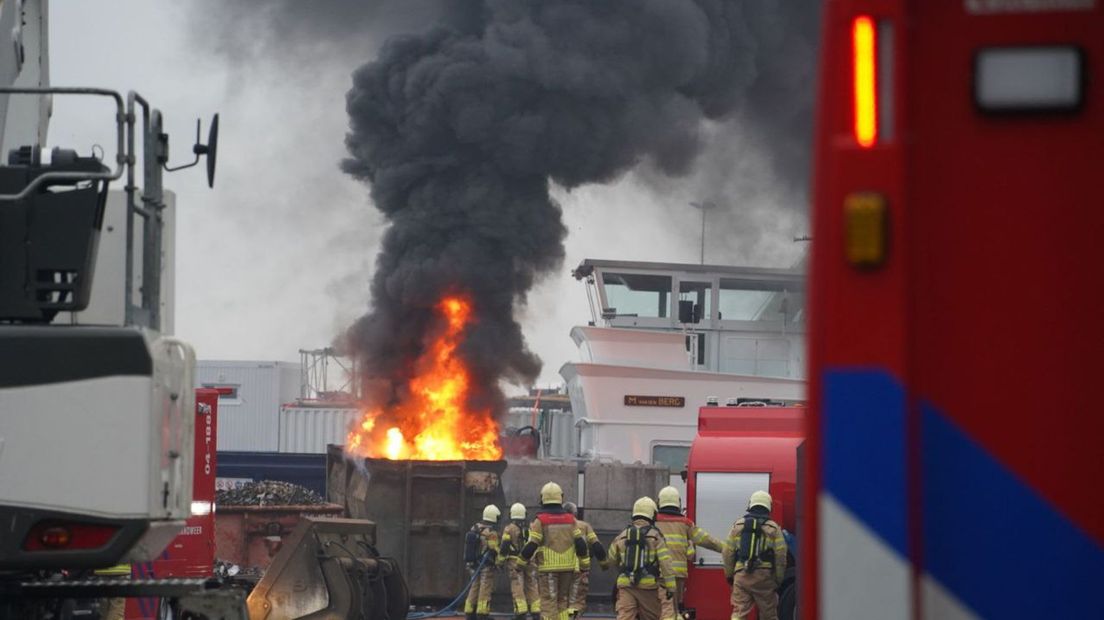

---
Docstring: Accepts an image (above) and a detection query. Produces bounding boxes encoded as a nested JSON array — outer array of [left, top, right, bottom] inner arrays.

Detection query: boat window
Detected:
[[718, 279, 804, 324], [653, 445, 690, 473], [694, 472, 771, 566], [678, 281, 712, 323], [602, 273, 671, 318]]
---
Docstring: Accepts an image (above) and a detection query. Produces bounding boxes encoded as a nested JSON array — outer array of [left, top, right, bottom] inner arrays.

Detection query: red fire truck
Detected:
[[806, 1, 1103, 619], [125, 388, 219, 619], [682, 405, 804, 620]]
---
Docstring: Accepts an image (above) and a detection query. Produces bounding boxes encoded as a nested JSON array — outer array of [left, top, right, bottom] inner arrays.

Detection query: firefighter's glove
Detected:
[[725, 574, 734, 586], [467, 562, 477, 571], [665, 589, 674, 600], [599, 559, 610, 571]]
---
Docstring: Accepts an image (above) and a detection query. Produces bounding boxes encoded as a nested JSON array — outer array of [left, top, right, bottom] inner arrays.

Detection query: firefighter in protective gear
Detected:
[[607, 497, 677, 620], [564, 501, 606, 618], [465, 504, 502, 620], [654, 486, 724, 620], [722, 491, 787, 620], [520, 482, 591, 620], [501, 502, 541, 620]]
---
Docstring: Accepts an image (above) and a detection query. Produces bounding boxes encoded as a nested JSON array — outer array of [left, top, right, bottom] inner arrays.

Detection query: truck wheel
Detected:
[[779, 582, 796, 620]]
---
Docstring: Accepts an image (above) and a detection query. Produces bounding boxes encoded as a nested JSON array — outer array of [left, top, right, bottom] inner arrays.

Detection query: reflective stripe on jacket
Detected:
[[526, 510, 589, 572], [607, 518, 676, 591], [655, 511, 724, 576], [722, 516, 787, 583]]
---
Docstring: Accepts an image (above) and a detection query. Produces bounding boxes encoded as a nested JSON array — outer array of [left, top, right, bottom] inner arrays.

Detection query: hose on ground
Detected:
[[407, 553, 491, 619]]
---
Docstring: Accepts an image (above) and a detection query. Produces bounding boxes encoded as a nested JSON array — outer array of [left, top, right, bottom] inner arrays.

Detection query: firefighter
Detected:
[[654, 485, 724, 619], [465, 504, 502, 620], [501, 502, 541, 620], [563, 501, 606, 618], [722, 491, 787, 620], [607, 497, 677, 620], [520, 482, 590, 620]]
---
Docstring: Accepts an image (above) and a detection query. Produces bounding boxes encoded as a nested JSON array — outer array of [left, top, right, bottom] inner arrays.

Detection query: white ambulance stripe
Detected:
[[820, 493, 911, 620], [922, 573, 980, 620]]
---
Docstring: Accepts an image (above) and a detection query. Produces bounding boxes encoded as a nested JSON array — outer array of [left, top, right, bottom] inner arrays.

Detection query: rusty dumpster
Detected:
[[326, 445, 507, 602], [214, 503, 344, 573]]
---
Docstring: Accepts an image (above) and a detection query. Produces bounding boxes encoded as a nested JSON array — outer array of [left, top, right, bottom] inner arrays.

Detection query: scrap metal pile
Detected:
[[214, 480, 324, 506]]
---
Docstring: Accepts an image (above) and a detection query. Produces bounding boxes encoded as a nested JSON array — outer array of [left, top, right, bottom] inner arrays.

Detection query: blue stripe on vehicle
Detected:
[[922, 403, 1104, 618], [822, 369, 908, 556]]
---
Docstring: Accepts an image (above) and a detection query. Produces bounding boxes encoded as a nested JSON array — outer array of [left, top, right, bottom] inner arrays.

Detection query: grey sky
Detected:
[[47, 1, 807, 388]]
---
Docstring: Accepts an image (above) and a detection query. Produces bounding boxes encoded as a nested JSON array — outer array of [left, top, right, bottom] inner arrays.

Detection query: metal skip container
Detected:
[[327, 445, 507, 602]]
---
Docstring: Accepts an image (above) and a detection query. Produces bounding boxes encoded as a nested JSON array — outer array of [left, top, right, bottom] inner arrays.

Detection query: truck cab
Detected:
[[683, 405, 804, 620]]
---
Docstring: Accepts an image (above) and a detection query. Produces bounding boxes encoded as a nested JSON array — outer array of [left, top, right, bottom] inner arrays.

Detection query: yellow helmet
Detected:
[[540, 481, 563, 505], [632, 496, 657, 520], [510, 502, 526, 520], [748, 490, 772, 511], [658, 486, 681, 509], [483, 504, 501, 522]]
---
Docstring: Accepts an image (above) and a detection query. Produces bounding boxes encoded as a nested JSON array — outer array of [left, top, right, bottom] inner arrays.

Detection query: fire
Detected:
[[346, 295, 503, 461]]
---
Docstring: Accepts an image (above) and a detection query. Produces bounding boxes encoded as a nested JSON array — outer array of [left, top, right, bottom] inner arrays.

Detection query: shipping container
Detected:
[[196, 360, 300, 452], [279, 405, 359, 454], [216, 452, 327, 496]]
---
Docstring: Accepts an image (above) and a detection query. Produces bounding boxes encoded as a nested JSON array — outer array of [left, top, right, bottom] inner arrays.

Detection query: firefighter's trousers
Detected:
[[615, 586, 662, 620], [464, 566, 496, 615], [568, 569, 590, 615], [658, 577, 685, 620], [507, 559, 540, 614], [730, 568, 778, 620], [538, 571, 574, 620]]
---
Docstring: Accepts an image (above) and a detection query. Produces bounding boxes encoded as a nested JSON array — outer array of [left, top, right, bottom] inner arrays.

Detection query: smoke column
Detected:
[[339, 0, 817, 417]]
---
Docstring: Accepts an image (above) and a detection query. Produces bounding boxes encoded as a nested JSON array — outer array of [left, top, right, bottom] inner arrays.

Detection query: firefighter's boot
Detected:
[[466, 613, 477, 620], [514, 614, 526, 620]]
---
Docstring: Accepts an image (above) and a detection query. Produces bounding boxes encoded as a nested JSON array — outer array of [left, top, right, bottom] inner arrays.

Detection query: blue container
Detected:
[[216, 451, 327, 496]]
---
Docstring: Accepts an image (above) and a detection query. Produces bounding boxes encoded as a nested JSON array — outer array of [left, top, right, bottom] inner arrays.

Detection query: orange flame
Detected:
[[346, 295, 502, 461]]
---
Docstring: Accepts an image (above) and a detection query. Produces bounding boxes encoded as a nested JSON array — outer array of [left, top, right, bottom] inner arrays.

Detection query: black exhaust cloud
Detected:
[[339, 0, 817, 414], [189, 0, 819, 414]]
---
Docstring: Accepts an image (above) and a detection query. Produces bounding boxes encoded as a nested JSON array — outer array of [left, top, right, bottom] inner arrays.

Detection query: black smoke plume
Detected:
[[339, 0, 818, 415]]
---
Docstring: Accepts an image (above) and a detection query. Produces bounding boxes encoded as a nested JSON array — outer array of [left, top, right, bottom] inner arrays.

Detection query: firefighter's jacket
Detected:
[[654, 509, 724, 577], [607, 517, 676, 591], [500, 520, 529, 565], [472, 521, 501, 564], [521, 506, 590, 573], [574, 518, 606, 570], [722, 514, 787, 584]]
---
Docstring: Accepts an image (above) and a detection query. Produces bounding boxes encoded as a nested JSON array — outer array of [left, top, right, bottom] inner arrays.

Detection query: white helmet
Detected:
[[748, 490, 772, 511], [541, 481, 564, 505], [510, 502, 526, 520], [658, 486, 681, 509], [483, 504, 502, 522]]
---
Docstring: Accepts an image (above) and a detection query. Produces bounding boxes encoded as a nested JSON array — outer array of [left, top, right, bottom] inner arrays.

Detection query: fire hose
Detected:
[[407, 553, 491, 619]]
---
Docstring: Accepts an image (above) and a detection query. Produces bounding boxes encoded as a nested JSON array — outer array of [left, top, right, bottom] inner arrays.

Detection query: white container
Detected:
[[279, 405, 359, 453], [196, 360, 300, 452]]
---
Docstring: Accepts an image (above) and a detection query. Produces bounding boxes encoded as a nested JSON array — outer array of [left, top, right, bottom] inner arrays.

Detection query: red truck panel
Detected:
[[126, 389, 218, 619], [684, 406, 804, 620], [808, 1, 1104, 618]]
